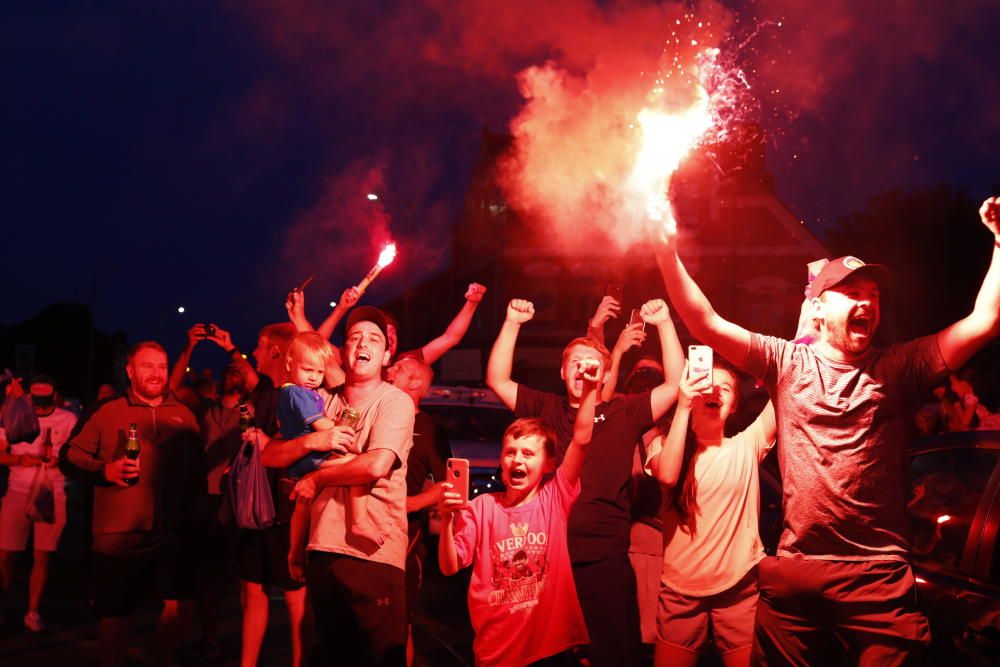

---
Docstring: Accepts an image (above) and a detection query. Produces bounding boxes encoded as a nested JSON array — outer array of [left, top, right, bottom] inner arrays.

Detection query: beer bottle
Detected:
[[125, 423, 140, 486], [239, 401, 253, 433], [239, 402, 254, 458], [41, 428, 53, 464]]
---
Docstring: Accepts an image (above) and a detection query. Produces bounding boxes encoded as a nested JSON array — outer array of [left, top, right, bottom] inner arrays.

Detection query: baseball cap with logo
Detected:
[[809, 256, 890, 299]]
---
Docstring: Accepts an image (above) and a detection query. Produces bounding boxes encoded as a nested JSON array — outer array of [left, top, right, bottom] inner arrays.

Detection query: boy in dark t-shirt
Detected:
[[653, 195, 1000, 664], [486, 297, 683, 667]]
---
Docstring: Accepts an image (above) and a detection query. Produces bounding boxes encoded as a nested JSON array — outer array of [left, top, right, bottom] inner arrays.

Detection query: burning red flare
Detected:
[[357, 242, 398, 295]]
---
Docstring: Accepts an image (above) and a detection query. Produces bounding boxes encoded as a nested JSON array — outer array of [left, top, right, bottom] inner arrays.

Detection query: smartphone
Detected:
[[447, 458, 470, 505], [606, 282, 623, 303], [629, 308, 645, 332], [204, 324, 216, 339], [294, 275, 314, 292], [688, 345, 713, 390]]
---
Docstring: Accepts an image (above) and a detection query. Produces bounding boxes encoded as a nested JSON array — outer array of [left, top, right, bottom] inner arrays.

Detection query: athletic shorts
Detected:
[[90, 535, 196, 618], [656, 568, 758, 655], [234, 523, 304, 591], [0, 488, 67, 552], [308, 552, 407, 665]]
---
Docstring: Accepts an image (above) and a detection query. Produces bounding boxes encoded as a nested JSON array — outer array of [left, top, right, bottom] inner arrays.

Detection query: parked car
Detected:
[[906, 430, 1000, 664], [421, 385, 514, 498]]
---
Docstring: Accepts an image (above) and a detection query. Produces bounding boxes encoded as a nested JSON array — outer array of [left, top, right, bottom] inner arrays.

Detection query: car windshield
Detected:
[[420, 403, 513, 445]]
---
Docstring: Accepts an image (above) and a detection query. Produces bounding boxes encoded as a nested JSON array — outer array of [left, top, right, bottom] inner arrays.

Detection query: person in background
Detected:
[[0, 375, 78, 633], [60, 342, 205, 667], [386, 354, 450, 666]]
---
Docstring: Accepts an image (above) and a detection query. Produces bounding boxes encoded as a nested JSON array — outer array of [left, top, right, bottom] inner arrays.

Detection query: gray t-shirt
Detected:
[[744, 333, 946, 561]]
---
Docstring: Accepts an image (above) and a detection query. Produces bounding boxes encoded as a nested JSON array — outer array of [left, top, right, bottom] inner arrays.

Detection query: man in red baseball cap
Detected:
[[653, 195, 1000, 665]]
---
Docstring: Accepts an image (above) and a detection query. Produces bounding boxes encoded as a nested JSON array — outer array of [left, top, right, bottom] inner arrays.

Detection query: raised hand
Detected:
[[980, 195, 1000, 236], [465, 283, 487, 303], [186, 324, 206, 348], [437, 482, 466, 514], [678, 361, 712, 410], [506, 299, 535, 324], [591, 295, 621, 328], [340, 286, 362, 310], [206, 324, 234, 351], [640, 299, 670, 326], [613, 322, 646, 355]]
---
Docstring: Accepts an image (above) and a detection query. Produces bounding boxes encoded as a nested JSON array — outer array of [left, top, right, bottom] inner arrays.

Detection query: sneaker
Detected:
[[24, 611, 45, 633]]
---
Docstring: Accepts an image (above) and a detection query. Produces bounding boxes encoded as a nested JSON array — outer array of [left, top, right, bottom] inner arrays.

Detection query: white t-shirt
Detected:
[[1, 407, 78, 494], [644, 414, 773, 596]]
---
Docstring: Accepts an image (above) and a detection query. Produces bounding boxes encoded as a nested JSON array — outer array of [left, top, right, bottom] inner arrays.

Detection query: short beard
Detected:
[[826, 321, 870, 356]]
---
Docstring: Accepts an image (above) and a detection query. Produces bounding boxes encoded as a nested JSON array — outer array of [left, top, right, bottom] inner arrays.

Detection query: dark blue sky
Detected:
[[4, 1, 999, 356]]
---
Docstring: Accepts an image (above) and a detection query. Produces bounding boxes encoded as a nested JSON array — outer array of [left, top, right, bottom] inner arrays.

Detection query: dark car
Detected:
[[906, 430, 1000, 664], [420, 385, 513, 499]]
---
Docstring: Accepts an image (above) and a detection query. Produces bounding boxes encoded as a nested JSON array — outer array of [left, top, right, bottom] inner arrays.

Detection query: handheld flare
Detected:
[[357, 242, 397, 295]]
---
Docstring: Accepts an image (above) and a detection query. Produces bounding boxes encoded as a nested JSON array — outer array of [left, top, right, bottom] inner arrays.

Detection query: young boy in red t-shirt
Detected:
[[439, 359, 601, 667]]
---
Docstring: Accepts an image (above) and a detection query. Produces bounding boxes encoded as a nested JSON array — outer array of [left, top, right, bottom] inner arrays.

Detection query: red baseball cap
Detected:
[[809, 256, 890, 298]]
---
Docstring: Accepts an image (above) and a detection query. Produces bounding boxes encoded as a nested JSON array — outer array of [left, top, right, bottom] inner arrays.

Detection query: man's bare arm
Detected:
[[309, 448, 397, 487], [257, 427, 352, 469], [420, 283, 487, 364], [316, 286, 361, 340], [937, 196, 1000, 370], [652, 220, 752, 367]]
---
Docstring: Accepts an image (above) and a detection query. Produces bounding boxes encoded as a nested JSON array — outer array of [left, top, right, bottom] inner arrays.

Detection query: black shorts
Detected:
[[234, 523, 304, 591], [307, 551, 407, 666], [90, 535, 196, 618]]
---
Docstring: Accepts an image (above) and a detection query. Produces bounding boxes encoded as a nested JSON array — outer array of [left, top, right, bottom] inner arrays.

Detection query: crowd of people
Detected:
[[0, 195, 998, 667]]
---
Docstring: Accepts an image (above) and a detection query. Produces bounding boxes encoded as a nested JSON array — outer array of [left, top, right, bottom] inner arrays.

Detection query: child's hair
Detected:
[[286, 331, 334, 370], [502, 418, 557, 460], [671, 358, 741, 534], [561, 337, 612, 371]]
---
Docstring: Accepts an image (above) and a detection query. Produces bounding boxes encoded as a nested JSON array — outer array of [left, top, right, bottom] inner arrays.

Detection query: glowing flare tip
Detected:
[[377, 243, 397, 268]]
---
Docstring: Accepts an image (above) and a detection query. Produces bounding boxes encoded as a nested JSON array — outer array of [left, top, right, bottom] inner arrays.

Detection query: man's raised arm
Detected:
[[937, 196, 1000, 370], [485, 299, 534, 410], [652, 218, 752, 367], [420, 283, 487, 364]]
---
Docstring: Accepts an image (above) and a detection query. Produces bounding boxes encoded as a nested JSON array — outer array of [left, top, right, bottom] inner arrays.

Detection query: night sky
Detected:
[[4, 1, 999, 359]]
